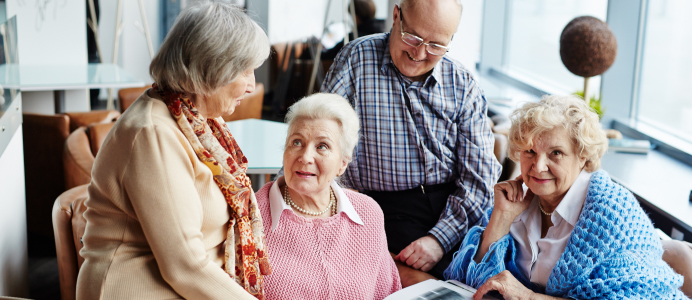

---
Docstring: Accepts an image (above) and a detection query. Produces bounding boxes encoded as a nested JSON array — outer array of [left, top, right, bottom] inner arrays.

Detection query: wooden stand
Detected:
[[88, 0, 155, 110], [583, 76, 591, 106]]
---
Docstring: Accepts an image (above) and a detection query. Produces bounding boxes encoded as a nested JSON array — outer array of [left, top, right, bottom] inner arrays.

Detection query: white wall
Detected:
[[6, 0, 90, 113], [266, 0, 343, 45], [0, 125, 28, 298], [6, 1, 87, 65], [447, 0, 484, 77], [247, 0, 271, 88], [373, 0, 389, 19], [97, 0, 160, 91]]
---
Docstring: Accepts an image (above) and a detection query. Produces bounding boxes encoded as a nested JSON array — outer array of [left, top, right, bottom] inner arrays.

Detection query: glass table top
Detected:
[[0, 63, 145, 91], [226, 119, 288, 174]]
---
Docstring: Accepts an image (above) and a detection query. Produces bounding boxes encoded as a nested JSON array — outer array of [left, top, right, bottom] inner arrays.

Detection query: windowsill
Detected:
[[600, 149, 692, 239], [477, 67, 692, 241], [486, 67, 573, 96], [612, 119, 692, 168], [474, 67, 545, 117]]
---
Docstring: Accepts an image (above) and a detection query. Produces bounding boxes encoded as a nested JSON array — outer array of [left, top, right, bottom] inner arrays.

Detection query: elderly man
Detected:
[[321, 0, 501, 279]]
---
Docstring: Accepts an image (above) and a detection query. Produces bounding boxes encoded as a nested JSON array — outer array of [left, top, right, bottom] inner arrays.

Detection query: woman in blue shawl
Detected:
[[444, 95, 690, 300]]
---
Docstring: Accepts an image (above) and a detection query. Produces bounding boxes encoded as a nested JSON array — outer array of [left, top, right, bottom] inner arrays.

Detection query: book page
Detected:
[[385, 279, 497, 300]]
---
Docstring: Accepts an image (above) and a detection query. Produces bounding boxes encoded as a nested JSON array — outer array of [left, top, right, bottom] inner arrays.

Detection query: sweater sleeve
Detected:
[[429, 78, 502, 253], [373, 212, 402, 300], [121, 125, 255, 300], [443, 226, 529, 289]]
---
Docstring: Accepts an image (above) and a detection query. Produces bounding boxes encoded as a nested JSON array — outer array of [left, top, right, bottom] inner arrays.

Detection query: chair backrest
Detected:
[[52, 184, 89, 300], [87, 122, 115, 156], [64, 110, 120, 133], [493, 133, 508, 165], [23, 113, 71, 244], [23, 111, 119, 256], [272, 42, 304, 72], [118, 86, 151, 113], [63, 122, 116, 190], [223, 83, 265, 122]]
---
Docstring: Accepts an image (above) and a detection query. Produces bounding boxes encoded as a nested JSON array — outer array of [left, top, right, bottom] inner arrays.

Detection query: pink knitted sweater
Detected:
[[257, 181, 402, 300]]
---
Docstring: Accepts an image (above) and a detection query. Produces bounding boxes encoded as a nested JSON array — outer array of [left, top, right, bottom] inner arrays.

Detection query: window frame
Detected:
[[478, 0, 692, 167]]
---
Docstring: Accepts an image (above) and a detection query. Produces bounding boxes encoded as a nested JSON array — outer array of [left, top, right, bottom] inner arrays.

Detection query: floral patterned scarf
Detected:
[[153, 84, 271, 299]]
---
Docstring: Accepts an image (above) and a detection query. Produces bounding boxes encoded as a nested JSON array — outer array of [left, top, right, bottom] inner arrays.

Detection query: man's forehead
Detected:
[[402, 0, 462, 19], [401, 0, 461, 39]]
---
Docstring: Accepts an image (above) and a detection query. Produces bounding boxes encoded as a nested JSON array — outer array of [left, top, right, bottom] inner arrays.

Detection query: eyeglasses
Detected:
[[398, 6, 450, 56]]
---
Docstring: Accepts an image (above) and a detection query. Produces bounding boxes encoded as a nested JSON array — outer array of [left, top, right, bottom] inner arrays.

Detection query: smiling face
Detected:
[[389, 0, 460, 81], [195, 68, 255, 119], [283, 118, 349, 200], [520, 126, 587, 206]]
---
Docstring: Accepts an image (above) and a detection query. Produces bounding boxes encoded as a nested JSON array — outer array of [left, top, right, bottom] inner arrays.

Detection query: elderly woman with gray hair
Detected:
[[255, 93, 402, 299], [77, 1, 271, 299], [444, 95, 690, 299]]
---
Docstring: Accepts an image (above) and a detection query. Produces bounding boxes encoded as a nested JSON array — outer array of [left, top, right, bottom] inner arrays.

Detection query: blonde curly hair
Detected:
[[508, 95, 608, 172]]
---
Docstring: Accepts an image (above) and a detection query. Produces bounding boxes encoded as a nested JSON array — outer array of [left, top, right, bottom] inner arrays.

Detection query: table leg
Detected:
[[249, 174, 267, 191], [53, 90, 65, 114]]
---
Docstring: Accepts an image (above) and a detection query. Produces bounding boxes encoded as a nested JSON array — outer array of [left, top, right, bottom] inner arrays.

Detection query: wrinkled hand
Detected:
[[474, 270, 534, 300], [493, 176, 534, 221], [395, 235, 444, 272]]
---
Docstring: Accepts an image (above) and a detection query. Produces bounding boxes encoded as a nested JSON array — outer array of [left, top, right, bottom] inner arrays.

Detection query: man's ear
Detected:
[[392, 4, 400, 25]]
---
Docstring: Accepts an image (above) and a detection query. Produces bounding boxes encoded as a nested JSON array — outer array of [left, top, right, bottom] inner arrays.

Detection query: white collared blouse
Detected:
[[509, 170, 592, 288]]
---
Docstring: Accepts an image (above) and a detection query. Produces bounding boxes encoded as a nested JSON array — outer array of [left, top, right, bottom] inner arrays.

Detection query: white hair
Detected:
[[284, 93, 360, 161], [150, 0, 269, 96], [508, 94, 608, 172]]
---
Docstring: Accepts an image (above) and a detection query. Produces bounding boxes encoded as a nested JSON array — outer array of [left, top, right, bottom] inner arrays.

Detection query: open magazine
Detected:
[[385, 279, 499, 300]]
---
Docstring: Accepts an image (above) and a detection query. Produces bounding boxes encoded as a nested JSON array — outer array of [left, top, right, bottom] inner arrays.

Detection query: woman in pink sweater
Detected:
[[256, 93, 402, 299]]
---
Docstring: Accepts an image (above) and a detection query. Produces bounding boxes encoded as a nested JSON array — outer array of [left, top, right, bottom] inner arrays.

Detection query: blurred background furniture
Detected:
[[51, 184, 89, 300], [22, 110, 119, 257], [269, 42, 333, 118], [488, 115, 518, 181], [117, 85, 151, 113], [63, 122, 116, 190], [223, 83, 265, 122]]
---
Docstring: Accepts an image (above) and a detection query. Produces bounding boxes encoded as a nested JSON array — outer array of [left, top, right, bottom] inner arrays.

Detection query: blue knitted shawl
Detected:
[[444, 170, 689, 299]]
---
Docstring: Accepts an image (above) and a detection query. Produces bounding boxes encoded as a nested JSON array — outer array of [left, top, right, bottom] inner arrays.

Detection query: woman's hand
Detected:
[[474, 177, 534, 263], [492, 176, 533, 221], [473, 270, 534, 300]]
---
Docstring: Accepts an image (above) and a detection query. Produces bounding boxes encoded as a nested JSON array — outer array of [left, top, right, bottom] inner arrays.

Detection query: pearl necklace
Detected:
[[538, 201, 553, 216], [283, 186, 336, 216]]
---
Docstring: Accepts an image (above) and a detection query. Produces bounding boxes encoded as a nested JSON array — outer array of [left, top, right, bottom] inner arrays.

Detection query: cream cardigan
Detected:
[[76, 92, 255, 300]]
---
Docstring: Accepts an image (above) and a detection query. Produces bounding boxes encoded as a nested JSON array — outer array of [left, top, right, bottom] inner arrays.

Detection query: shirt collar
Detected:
[[380, 32, 442, 85], [269, 177, 364, 232], [515, 170, 591, 227], [516, 195, 539, 226], [553, 169, 591, 227]]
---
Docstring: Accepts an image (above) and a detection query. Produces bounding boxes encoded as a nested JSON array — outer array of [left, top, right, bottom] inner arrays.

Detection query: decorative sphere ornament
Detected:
[[560, 16, 617, 78]]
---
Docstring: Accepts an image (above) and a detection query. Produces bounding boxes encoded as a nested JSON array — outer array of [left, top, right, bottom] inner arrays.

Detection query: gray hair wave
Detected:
[[284, 93, 360, 161], [150, 0, 270, 96]]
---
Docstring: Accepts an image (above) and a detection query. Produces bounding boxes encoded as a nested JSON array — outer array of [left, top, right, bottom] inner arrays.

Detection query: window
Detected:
[[505, 0, 608, 94], [637, 0, 692, 143], [479, 0, 692, 163]]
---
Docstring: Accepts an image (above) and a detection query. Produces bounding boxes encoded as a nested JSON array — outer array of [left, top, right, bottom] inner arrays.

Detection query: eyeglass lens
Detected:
[[399, 6, 448, 56]]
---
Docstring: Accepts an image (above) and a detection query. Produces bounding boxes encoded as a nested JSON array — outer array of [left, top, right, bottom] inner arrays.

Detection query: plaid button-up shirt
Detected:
[[321, 33, 501, 252]]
